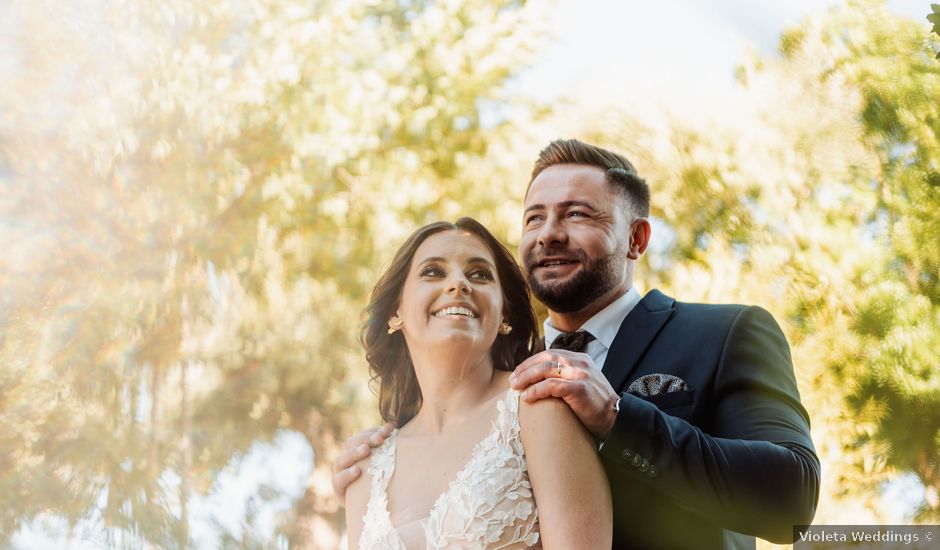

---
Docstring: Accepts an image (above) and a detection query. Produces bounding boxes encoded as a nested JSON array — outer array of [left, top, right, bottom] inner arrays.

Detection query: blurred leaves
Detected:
[[928, 4, 940, 58], [1, 0, 548, 546]]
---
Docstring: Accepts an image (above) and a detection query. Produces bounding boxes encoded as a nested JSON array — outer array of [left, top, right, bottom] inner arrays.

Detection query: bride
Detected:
[[345, 218, 611, 549]]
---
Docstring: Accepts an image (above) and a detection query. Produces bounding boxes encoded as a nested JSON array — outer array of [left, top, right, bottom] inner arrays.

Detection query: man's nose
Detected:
[[537, 215, 567, 247]]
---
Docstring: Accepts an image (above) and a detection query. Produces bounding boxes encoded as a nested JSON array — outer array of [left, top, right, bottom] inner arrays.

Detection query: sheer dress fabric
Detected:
[[357, 389, 540, 549]]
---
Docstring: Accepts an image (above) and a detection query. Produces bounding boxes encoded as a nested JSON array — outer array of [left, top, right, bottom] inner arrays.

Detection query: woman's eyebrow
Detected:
[[466, 257, 496, 268], [416, 256, 495, 267]]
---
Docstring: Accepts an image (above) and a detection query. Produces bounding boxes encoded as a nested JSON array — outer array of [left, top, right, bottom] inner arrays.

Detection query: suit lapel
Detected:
[[603, 289, 676, 391]]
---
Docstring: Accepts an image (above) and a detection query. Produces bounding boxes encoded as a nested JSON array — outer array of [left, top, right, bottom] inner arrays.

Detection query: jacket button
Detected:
[[648, 465, 658, 478], [631, 455, 642, 468], [639, 458, 650, 472], [621, 448, 633, 461]]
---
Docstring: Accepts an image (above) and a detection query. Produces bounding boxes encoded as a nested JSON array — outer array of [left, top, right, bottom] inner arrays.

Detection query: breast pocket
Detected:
[[639, 389, 695, 411]]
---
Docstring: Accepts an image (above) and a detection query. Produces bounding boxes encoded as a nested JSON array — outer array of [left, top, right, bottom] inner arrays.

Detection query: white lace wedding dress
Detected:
[[357, 389, 541, 549]]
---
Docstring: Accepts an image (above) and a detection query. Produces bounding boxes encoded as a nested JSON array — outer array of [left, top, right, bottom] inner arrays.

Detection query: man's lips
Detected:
[[533, 257, 580, 269]]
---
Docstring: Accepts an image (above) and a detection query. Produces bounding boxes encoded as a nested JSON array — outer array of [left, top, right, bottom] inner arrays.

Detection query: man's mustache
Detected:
[[525, 246, 586, 269]]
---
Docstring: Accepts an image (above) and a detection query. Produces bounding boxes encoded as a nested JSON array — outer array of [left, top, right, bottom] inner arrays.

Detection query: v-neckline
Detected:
[[381, 389, 509, 533]]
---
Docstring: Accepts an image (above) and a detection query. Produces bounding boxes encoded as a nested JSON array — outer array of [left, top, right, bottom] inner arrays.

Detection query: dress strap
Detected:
[[368, 429, 397, 493], [359, 430, 404, 549]]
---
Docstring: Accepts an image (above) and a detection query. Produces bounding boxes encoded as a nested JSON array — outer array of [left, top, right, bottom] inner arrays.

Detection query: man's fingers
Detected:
[[336, 424, 394, 470], [512, 360, 561, 390], [514, 350, 560, 375], [374, 422, 394, 441], [332, 423, 396, 502], [521, 378, 574, 402], [343, 429, 377, 451], [331, 465, 361, 502], [511, 357, 589, 391], [334, 443, 371, 473], [511, 360, 553, 390], [343, 422, 394, 451], [513, 352, 543, 373]]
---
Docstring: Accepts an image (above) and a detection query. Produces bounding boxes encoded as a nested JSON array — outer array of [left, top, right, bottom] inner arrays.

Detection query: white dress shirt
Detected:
[[543, 286, 642, 371]]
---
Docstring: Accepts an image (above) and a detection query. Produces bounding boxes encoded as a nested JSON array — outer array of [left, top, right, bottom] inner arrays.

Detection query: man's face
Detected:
[[520, 164, 632, 313]]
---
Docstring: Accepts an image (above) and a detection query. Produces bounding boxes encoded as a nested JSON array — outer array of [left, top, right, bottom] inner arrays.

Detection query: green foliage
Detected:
[[929, 4, 940, 58]]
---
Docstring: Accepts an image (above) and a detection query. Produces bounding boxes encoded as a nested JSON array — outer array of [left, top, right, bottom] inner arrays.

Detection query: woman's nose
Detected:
[[447, 277, 472, 295]]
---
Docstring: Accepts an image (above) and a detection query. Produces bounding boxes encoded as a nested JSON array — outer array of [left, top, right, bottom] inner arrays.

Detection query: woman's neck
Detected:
[[405, 348, 505, 435]]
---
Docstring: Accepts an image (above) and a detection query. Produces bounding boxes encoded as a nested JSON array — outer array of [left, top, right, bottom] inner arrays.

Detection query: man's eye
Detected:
[[525, 215, 544, 225], [568, 211, 587, 218]]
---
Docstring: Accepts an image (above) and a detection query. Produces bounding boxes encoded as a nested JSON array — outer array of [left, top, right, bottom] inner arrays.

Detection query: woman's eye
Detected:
[[420, 266, 444, 277], [469, 268, 494, 281]]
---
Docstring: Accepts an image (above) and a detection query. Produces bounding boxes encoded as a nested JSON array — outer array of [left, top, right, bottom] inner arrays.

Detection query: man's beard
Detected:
[[525, 247, 622, 313]]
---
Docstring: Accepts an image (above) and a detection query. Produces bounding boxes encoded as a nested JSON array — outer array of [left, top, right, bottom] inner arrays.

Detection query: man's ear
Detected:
[[627, 218, 651, 260]]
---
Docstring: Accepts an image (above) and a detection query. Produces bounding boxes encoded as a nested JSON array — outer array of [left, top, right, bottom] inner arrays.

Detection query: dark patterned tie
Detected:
[[550, 331, 595, 353]]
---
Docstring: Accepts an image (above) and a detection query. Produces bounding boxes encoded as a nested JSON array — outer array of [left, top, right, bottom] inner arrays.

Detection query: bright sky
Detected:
[[520, 0, 929, 115]]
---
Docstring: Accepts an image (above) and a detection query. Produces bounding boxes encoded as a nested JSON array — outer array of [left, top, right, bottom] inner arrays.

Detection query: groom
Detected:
[[334, 139, 819, 549]]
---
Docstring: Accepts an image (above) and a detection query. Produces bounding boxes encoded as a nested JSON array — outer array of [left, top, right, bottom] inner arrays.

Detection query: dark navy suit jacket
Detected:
[[597, 290, 819, 549]]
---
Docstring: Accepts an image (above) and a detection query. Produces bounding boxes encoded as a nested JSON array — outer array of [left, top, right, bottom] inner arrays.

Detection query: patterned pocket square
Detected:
[[627, 373, 690, 397]]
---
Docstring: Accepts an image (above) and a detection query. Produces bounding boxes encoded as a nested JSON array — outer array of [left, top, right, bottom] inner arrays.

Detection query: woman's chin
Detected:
[[423, 328, 496, 350]]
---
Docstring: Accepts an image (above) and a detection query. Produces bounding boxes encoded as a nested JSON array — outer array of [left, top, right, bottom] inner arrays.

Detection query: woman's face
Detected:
[[397, 230, 504, 354]]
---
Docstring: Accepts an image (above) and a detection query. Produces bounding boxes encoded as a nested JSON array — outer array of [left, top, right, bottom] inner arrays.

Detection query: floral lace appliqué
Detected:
[[357, 389, 539, 549]]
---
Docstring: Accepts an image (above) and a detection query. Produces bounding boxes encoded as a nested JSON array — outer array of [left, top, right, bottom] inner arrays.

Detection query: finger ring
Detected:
[[548, 361, 562, 377]]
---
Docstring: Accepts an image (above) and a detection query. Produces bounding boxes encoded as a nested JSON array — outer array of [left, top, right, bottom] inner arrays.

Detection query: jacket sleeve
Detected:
[[598, 305, 820, 544]]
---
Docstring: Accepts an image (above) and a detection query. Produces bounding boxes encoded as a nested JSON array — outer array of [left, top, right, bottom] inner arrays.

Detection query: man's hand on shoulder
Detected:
[[332, 423, 394, 504], [510, 350, 619, 439]]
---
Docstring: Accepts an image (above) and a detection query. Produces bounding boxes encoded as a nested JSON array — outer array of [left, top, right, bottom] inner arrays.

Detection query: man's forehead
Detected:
[[525, 164, 612, 205]]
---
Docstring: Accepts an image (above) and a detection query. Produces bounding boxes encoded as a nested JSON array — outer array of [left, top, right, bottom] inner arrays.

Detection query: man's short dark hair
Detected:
[[530, 139, 650, 218]]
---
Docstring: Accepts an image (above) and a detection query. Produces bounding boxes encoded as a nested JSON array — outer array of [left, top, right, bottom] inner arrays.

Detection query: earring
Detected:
[[498, 321, 513, 335], [387, 316, 403, 334]]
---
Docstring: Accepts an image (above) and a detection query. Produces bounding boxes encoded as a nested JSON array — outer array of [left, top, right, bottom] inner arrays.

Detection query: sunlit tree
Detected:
[[0, 0, 548, 546]]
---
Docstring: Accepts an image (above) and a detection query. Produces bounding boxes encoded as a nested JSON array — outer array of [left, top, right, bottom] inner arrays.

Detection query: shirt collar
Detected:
[[543, 287, 642, 350]]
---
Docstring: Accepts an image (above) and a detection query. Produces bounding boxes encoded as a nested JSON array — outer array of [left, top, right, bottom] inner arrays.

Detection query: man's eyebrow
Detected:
[[524, 203, 545, 214], [524, 200, 599, 214], [558, 200, 599, 211]]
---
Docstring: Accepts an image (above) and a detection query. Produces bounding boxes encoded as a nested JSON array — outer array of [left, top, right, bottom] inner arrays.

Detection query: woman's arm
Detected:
[[519, 396, 612, 549], [343, 456, 371, 550]]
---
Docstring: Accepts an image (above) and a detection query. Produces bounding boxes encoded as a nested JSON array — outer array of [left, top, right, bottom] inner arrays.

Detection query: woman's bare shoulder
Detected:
[[344, 448, 377, 550], [346, 450, 375, 504], [518, 395, 581, 431]]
